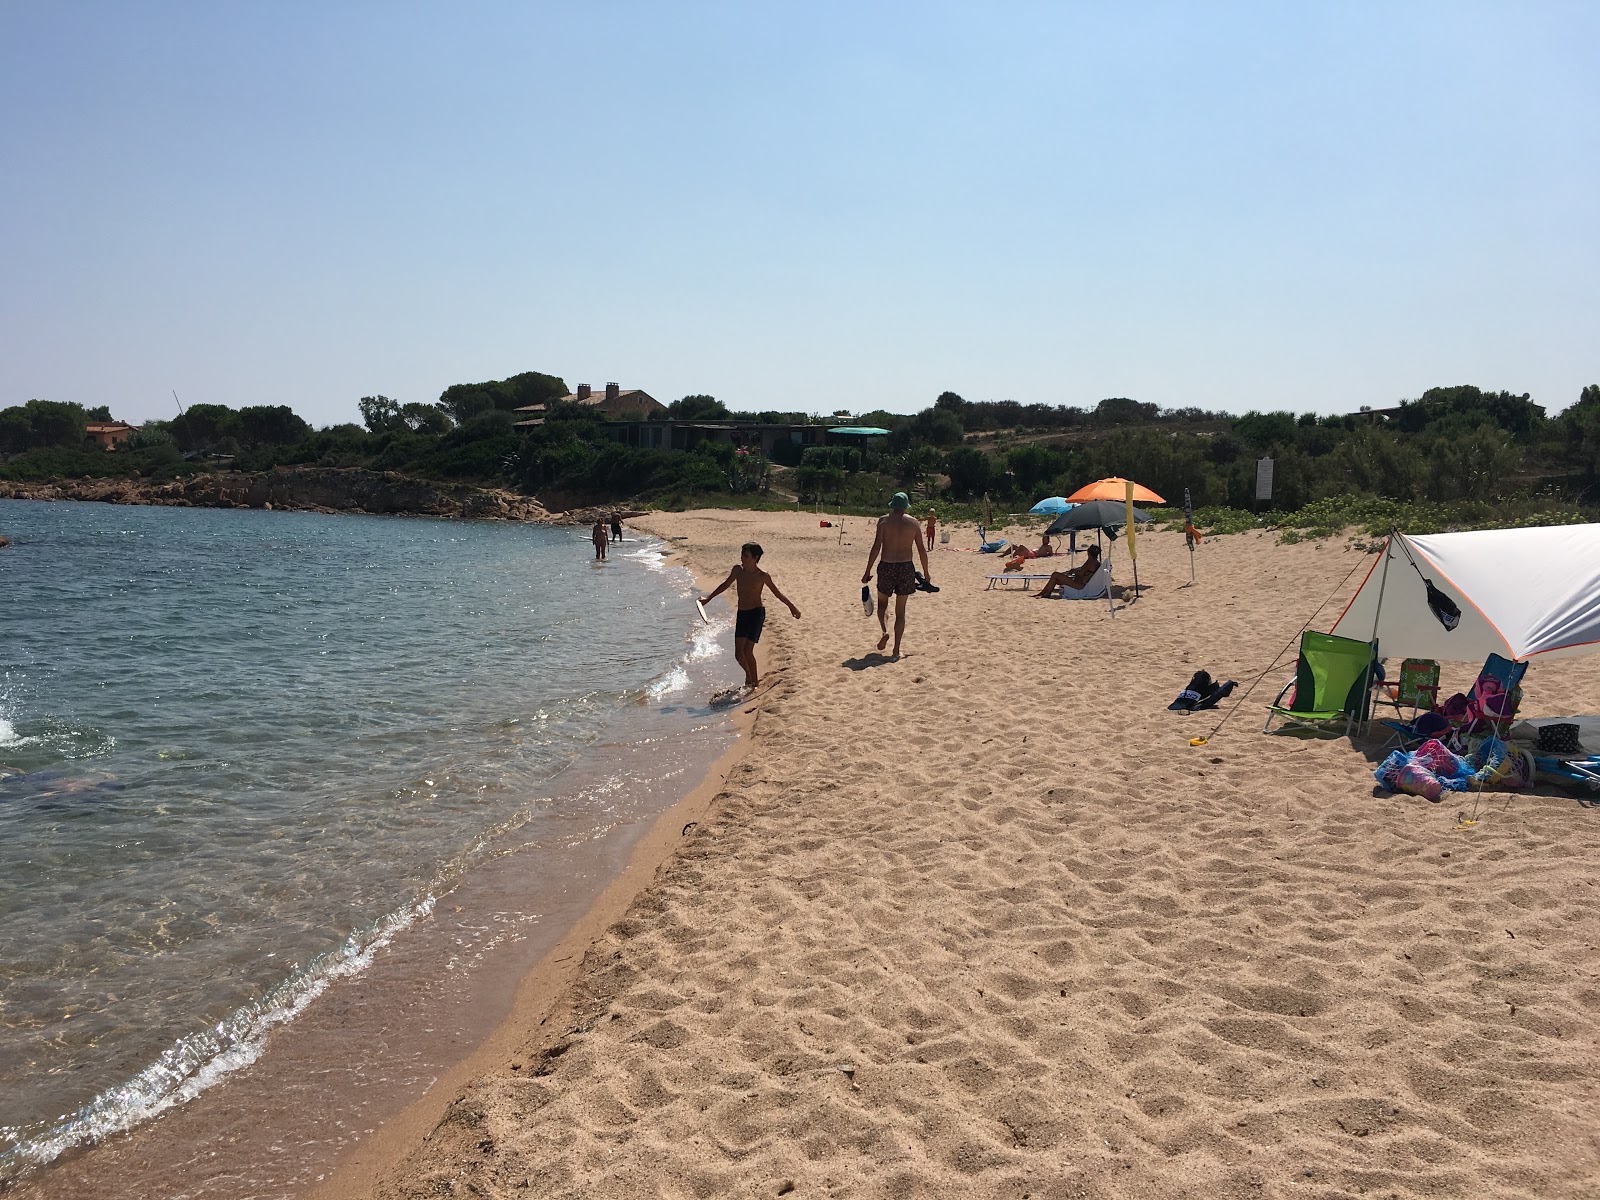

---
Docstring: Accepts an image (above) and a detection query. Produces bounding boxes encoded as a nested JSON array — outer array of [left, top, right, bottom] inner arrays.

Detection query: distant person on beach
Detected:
[[591, 519, 609, 560], [610, 512, 624, 543], [1036, 545, 1102, 598], [924, 509, 937, 551], [701, 542, 801, 690], [863, 492, 933, 659], [1002, 532, 1055, 572]]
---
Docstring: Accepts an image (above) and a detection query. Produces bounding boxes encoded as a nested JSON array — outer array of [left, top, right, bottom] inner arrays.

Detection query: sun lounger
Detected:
[[986, 573, 1054, 590]]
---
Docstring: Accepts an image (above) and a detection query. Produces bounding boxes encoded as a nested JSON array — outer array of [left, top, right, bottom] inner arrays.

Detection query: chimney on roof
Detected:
[[605, 382, 620, 403], [576, 383, 591, 401]]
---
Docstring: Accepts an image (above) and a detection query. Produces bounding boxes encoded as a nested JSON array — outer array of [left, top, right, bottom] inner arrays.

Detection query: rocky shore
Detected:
[[0, 467, 558, 522]]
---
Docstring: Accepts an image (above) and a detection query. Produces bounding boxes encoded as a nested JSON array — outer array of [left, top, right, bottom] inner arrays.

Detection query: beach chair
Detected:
[[1377, 708, 1452, 754], [1263, 630, 1378, 737], [977, 526, 1009, 554], [1373, 658, 1442, 751], [1045, 563, 1111, 600], [1373, 658, 1440, 719], [1449, 654, 1527, 747], [1534, 755, 1600, 793]]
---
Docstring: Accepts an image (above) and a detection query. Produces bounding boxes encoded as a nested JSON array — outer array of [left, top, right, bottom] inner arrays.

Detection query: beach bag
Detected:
[[1168, 671, 1237, 712], [1538, 723, 1581, 755], [1374, 738, 1475, 800], [1424, 579, 1461, 631]]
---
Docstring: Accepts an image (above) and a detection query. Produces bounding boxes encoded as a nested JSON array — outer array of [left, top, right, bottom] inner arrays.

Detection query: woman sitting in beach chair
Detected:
[[1034, 546, 1102, 597]]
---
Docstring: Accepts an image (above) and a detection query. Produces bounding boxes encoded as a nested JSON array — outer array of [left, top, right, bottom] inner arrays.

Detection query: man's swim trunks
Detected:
[[877, 560, 917, 596], [734, 606, 767, 642]]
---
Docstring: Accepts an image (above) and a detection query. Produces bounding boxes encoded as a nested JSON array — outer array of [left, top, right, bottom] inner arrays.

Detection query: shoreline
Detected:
[[3, 526, 753, 1199], [0, 471, 637, 526], [307, 522, 769, 1199]]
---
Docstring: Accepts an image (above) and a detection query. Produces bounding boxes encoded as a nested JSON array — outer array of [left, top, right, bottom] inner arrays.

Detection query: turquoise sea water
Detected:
[[0, 499, 727, 1181]]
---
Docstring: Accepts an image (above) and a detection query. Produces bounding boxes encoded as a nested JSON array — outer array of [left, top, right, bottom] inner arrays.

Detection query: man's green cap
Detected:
[[889, 492, 910, 510]]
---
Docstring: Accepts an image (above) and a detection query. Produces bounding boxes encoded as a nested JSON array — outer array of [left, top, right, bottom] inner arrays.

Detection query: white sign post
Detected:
[[1255, 457, 1275, 505]]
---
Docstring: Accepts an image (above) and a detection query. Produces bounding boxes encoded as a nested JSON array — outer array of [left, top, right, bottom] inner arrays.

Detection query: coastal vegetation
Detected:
[[4, 374, 1598, 533]]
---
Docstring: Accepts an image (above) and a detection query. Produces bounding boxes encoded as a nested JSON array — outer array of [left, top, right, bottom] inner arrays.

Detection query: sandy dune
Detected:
[[357, 511, 1600, 1200]]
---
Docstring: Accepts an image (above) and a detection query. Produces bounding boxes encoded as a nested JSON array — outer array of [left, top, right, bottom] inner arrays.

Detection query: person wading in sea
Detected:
[[862, 491, 932, 659]]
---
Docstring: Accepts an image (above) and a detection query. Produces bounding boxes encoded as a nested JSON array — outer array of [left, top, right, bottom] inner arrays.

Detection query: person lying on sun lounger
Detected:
[[1002, 533, 1055, 572], [1034, 545, 1101, 597]]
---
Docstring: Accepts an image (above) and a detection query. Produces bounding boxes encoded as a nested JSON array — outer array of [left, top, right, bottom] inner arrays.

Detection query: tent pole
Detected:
[[1361, 530, 1397, 734], [1369, 530, 1395, 645]]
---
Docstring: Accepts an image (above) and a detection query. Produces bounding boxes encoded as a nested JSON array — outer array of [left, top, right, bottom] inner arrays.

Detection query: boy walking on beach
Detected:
[[863, 492, 932, 659], [701, 542, 801, 690]]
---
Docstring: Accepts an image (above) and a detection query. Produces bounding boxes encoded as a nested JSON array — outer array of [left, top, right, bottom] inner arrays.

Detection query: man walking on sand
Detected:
[[863, 491, 932, 659]]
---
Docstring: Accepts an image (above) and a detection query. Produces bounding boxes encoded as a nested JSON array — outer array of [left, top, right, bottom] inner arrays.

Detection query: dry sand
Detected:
[[326, 511, 1600, 1200]]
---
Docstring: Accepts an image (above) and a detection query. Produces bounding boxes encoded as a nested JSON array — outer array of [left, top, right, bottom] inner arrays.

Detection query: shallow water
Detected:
[[0, 500, 732, 1183]]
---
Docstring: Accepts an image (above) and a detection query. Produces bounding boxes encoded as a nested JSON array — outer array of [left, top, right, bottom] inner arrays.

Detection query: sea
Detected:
[[0, 498, 736, 1195]]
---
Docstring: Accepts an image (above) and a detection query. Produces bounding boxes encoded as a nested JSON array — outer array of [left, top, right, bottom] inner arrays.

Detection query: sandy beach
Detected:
[[310, 510, 1600, 1200]]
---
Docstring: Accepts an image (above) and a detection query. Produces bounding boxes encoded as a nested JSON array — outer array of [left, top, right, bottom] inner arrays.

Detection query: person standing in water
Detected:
[[863, 492, 932, 659], [610, 512, 624, 543], [701, 542, 801, 690], [591, 519, 609, 560]]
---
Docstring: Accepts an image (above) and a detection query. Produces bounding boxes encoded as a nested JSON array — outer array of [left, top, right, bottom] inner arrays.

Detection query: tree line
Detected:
[[4, 374, 1599, 514]]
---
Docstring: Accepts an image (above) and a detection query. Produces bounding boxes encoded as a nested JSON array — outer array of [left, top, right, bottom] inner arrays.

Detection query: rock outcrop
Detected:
[[0, 468, 555, 522]]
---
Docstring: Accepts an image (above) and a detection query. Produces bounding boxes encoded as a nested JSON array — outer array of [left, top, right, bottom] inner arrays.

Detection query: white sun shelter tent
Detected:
[[1330, 524, 1600, 664]]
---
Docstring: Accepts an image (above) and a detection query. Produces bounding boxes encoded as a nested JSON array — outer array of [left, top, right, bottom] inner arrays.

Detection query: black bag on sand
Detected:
[[1169, 670, 1237, 712], [1538, 723, 1581, 755]]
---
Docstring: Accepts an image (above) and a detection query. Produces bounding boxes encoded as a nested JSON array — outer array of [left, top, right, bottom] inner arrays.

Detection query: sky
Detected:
[[2, 1, 1595, 428]]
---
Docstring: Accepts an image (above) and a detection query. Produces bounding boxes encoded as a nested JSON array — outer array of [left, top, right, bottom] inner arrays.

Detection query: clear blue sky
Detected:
[[3, 1, 1595, 428]]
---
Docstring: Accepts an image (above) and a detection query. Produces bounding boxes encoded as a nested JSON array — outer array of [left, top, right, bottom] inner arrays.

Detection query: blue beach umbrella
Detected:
[[1028, 496, 1074, 515]]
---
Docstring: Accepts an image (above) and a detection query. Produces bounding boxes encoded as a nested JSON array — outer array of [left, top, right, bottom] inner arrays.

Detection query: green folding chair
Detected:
[[1264, 630, 1378, 737], [1374, 657, 1441, 720]]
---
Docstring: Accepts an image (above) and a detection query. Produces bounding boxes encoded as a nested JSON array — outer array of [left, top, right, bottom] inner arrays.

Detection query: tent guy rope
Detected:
[[1189, 552, 1376, 747]]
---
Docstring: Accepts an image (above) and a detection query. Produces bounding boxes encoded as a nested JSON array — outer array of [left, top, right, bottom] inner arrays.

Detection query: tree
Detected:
[[1093, 397, 1159, 426], [933, 391, 967, 429], [170, 403, 238, 452], [401, 402, 453, 435], [945, 446, 995, 498], [895, 444, 943, 492], [86, 405, 112, 421], [907, 408, 964, 447], [1005, 444, 1070, 497], [20, 399, 89, 448], [1232, 410, 1298, 451], [238, 405, 311, 446], [359, 395, 406, 434], [0, 408, 32, 454], [668, 394, 729, 421], [438, 371, 567, 422]]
